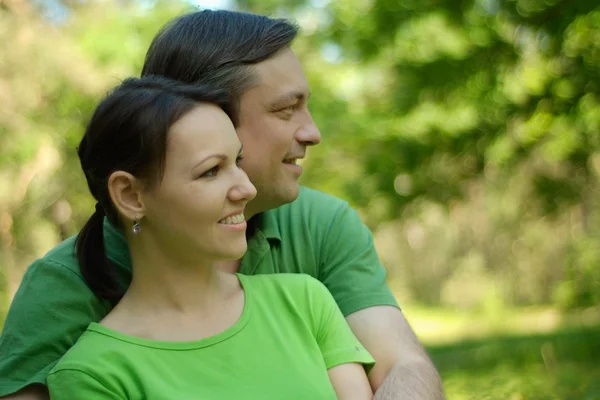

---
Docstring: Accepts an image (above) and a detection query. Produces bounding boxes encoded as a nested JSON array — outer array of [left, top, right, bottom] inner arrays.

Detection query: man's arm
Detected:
[[0, 251, 108, 398], [299, 190, 444, 398], [346, 306, 446, 400], [0, 385, 49, 400]]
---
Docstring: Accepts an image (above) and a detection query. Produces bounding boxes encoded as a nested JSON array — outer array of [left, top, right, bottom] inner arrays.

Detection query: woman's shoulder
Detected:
[[240, 273, 332, 307], [49, 327, 108, 374], [240, 272, 323, 291], [50, 323, 137, 374]]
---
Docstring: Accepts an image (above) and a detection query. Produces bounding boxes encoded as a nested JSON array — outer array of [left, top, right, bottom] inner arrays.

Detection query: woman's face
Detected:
[[141, 104, 257, 262]]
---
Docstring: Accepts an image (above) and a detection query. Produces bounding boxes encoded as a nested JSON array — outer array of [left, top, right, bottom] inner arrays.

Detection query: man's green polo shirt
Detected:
[[0, 186, 398, 396]]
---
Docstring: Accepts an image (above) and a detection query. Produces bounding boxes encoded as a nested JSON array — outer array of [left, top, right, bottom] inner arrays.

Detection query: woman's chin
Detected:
[[220, 244, 247, 262]]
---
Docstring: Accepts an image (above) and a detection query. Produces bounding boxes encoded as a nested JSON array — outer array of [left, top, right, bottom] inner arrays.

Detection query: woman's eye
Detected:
[[201, 166, 219, 178], [235, 155, 244, 166]]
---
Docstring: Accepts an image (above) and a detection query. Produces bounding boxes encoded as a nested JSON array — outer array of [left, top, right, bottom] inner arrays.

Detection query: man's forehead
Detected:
[[247, 79, 310, 106], [254, 49, 308, 87]]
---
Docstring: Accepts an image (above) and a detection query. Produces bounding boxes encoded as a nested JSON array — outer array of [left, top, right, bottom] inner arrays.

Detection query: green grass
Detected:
[[425, 324, 600, 399]]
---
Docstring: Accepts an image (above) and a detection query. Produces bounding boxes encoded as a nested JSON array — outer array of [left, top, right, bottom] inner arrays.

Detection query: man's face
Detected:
[[236, 48, 321, 218]]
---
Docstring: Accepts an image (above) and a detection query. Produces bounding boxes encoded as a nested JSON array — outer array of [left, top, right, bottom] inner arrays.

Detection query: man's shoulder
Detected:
[[27, 234, 81, 277], [27, 221, 128, 279], [296, 186, 349, 209], [8, 234, 92, 312], [43, 234, 78, 260], [257, 187, 354, 250]]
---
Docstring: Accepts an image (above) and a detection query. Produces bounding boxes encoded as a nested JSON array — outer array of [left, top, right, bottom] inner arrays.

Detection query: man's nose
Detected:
[[295, 109, 321, 146]]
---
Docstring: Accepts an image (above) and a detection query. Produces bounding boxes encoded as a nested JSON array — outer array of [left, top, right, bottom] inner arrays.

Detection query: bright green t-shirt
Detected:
[[0, 187, 397, 396], [47, 274, 375, 399]]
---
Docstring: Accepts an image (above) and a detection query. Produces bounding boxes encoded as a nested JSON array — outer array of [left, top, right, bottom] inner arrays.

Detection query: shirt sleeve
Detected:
[[0, 258, 107, 396], [317, 199, 399, 316], [306, 277, 376, 371], [47, 369, 123, 400]]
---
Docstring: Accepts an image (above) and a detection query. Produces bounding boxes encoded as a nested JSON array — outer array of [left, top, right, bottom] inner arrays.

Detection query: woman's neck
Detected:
[[120, 236, 235, 314], [99, 233, 245, 342]]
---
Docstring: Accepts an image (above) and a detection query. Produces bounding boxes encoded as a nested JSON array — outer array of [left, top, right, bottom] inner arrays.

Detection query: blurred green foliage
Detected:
[[1, 0, 599, 318]]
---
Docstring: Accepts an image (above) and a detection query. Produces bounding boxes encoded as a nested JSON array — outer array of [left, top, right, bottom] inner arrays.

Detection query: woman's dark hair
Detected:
[[76, 76, 232, 304], [141, 10, 299, 113]]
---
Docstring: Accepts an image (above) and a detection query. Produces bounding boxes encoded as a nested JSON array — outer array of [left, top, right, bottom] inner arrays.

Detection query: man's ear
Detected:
[[108, 171, 146, 221]]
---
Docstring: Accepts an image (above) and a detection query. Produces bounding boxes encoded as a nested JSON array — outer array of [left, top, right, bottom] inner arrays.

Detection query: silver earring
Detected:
[[132, 218, 141, 235]]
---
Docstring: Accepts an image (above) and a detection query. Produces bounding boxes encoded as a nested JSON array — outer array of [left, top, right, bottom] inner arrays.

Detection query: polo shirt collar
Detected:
[[250, 210, 281, 243]]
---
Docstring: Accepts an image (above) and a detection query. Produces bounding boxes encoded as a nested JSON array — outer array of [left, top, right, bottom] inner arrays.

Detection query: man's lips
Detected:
[[283, 154, 305, 164]]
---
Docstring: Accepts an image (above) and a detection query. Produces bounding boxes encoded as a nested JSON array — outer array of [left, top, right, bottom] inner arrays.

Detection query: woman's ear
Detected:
[[108, 171, 145, 221]]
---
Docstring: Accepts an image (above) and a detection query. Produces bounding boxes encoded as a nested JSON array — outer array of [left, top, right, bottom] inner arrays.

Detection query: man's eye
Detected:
[[278, 104, 299, 113], [275, 105, 297, 119], [235, 156, 244, 166]]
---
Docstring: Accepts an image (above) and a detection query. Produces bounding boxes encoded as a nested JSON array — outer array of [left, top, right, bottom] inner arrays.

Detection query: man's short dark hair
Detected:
[[142, 10, 299, 112]]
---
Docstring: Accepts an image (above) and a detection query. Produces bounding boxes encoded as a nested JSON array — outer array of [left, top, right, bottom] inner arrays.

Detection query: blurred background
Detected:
[[1, 0, 600, 398]]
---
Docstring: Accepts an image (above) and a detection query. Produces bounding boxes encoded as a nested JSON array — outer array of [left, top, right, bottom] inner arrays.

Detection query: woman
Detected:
[[46, 76, 374, 399]]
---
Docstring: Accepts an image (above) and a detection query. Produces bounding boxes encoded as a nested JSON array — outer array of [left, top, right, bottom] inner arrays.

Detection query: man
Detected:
[[0, 10, 445, 400]]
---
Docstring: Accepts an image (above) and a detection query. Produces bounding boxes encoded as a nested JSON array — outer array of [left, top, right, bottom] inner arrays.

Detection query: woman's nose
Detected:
[[229, 168, 257, 203]]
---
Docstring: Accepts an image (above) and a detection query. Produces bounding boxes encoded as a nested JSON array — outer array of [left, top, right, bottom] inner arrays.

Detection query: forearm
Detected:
[[373, 359, 445, 400], [0, 384, 50, 400]]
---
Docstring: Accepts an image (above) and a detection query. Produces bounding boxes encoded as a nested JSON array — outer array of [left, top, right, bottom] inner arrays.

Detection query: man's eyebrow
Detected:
[[269, 91, 311, 107]]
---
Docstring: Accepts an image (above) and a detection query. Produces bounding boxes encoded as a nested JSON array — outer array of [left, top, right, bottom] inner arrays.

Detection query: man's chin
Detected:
[[282, 181, 301, 203], [248, 182, 300, 216], [273, 181, 300, 207]]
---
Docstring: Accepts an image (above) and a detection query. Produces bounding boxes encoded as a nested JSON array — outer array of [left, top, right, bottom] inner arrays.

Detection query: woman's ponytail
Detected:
[[75, 203, 123, 305]]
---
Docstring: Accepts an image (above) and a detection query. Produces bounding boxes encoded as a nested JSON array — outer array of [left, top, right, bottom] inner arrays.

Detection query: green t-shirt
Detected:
[[0, 187, 397, 396], [47, 274, 375, 399]]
